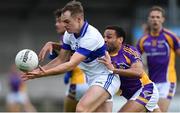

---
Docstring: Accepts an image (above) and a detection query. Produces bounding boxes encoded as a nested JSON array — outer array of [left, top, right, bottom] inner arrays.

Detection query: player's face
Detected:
[[104, 29, 122, 53], [61, 11, 81, 33], [148, 10, 164, 31], [55, 17, 66, 34]]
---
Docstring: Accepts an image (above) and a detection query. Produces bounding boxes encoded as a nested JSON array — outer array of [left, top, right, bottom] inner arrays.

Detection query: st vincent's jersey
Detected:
[[111, 44, 152, 99], [136, 29, 180, 83], [58, 35, 85, 84], [62, 21, 111, 82]]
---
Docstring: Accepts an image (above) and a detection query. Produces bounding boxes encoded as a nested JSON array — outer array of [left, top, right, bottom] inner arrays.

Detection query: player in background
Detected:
[[22, 1, 120, 112], [38, 8, 88, 112], [6, 64, 36, 112], [136, 6, 180, 112], [98, 25, 160, 112]]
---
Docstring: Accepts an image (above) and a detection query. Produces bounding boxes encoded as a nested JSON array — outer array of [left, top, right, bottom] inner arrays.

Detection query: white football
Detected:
[[15, 49, 39, 72]]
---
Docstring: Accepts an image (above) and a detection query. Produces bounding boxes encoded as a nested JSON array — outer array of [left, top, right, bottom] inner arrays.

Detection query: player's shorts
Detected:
[[90, 73, 120, 100], [66, 82, 89, 101], [155, 82, 176, 99], [6, 92, 29, 104], [130, 83, 159, 111]]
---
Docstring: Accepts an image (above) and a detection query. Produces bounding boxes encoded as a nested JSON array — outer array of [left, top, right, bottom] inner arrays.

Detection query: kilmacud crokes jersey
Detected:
[[137, 29, 180, 83], [111, 44, 153, 99]]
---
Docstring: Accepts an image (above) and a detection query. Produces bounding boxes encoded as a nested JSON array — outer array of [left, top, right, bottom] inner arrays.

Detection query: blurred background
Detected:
[[0, 0, 180, 111]]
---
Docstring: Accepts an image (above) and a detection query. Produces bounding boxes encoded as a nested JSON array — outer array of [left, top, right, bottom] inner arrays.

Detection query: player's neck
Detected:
[[77, 20, 84, 34], [152, 29, 161, 33], [110, 45, 122, 56], [150, 27, 162, 37]]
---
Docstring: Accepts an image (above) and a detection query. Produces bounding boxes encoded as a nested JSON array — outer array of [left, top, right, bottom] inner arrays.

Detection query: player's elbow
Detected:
[[67, 62, 77, 71]]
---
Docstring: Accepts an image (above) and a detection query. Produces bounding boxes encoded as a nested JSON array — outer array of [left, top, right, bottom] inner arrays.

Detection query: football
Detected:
[[15, 49, 39, 72]]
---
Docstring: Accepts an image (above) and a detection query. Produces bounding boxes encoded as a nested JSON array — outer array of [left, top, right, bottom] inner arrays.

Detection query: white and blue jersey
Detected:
[[62, 21, 120, 97]]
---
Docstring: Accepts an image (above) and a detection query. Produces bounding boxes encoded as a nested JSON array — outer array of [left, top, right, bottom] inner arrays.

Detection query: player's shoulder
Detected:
[[123, 44, 138, 52], [84, 24, 103, 41], [123, 44, 141, 57], [87, 25, 101, 35], [163, 28, 178, 37], [138, 34, 149, 42]]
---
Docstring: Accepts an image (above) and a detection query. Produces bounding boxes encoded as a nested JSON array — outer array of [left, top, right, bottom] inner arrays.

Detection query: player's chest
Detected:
[[69, 39, 80, 50], [143, 38, 169, 54], [111, 55, 130, 69]]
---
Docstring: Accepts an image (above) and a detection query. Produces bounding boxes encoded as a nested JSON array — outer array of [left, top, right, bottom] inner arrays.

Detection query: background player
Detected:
[[38, 8, 88, 112], [6, 64, 36, 112], [98, 25, 160, 112], [22, 1, 120, 112], [136, 6, 180, 112]]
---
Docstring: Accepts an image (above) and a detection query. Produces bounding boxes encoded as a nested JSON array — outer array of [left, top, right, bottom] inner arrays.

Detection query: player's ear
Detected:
[[119, 37, 123, 44]]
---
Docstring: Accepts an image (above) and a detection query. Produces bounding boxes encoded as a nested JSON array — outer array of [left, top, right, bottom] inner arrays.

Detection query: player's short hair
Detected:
[[54, 8, 62, 18], [61, 0, 84, 17], [105, 25, 126, 43], [148, 6, 165, 17]]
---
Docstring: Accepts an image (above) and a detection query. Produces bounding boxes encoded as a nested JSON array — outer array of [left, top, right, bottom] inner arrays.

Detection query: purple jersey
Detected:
[[137, 29, 180, 83], [9, 72, 22, 92], [111, 44, 152, 99]]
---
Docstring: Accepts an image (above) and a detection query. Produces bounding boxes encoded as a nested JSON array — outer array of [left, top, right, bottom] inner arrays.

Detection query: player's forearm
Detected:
[[113, 68, 143, 78], [43, 61, 75, 76], [42, 56, 64, 70]]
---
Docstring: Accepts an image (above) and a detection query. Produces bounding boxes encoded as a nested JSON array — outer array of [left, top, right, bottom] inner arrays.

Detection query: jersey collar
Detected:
[[150, 28, 163, 37], [74, 21, 89, 38]]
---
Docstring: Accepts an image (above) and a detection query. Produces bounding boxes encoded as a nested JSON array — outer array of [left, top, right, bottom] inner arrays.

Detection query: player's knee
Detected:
[[76, 102, 88, 112]]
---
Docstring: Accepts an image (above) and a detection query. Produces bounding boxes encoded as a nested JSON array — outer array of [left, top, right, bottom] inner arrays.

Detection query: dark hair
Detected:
[[61, 1, 84, 17], [148, 6, 165, 17], [105, 25, 126, 43], [54, 8, 62, 18]]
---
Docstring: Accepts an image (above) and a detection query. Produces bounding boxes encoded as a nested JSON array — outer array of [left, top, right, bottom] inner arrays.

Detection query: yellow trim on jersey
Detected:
[[168, 93, 173, 97], [139, 35, 148, 53], [70, 67, 86, 84], [123, 54, 131, 65], [123, 46, 140, 58], [164, 34, 177, 83], [164, 34, 174, 49], [110, 52, 119, 57], [140, 72, 152, 85], [137, 96, 148, 103], [150, 31, 161, 37], [164, 29, 180, 42]]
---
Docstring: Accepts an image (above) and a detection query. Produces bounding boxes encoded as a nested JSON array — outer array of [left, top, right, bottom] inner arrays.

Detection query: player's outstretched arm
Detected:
[[98, 53, 144, 78], [22, 52, 86, 80], [113, 61, 144, 78], [39, 41, 61, 61]]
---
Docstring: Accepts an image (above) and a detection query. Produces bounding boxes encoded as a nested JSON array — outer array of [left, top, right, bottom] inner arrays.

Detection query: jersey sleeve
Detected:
[[164, 29, 180, 50], [136, 35, 148, 54], [171, 34, 180, 50], [136, 39, 143, 54], [124, 45, 142, 64]]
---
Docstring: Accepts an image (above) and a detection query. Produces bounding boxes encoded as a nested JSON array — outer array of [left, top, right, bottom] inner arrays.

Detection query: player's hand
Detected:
[[98, 51, 114, 71], [39, 41, 53, 62], [21, 65, 46, 81]]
